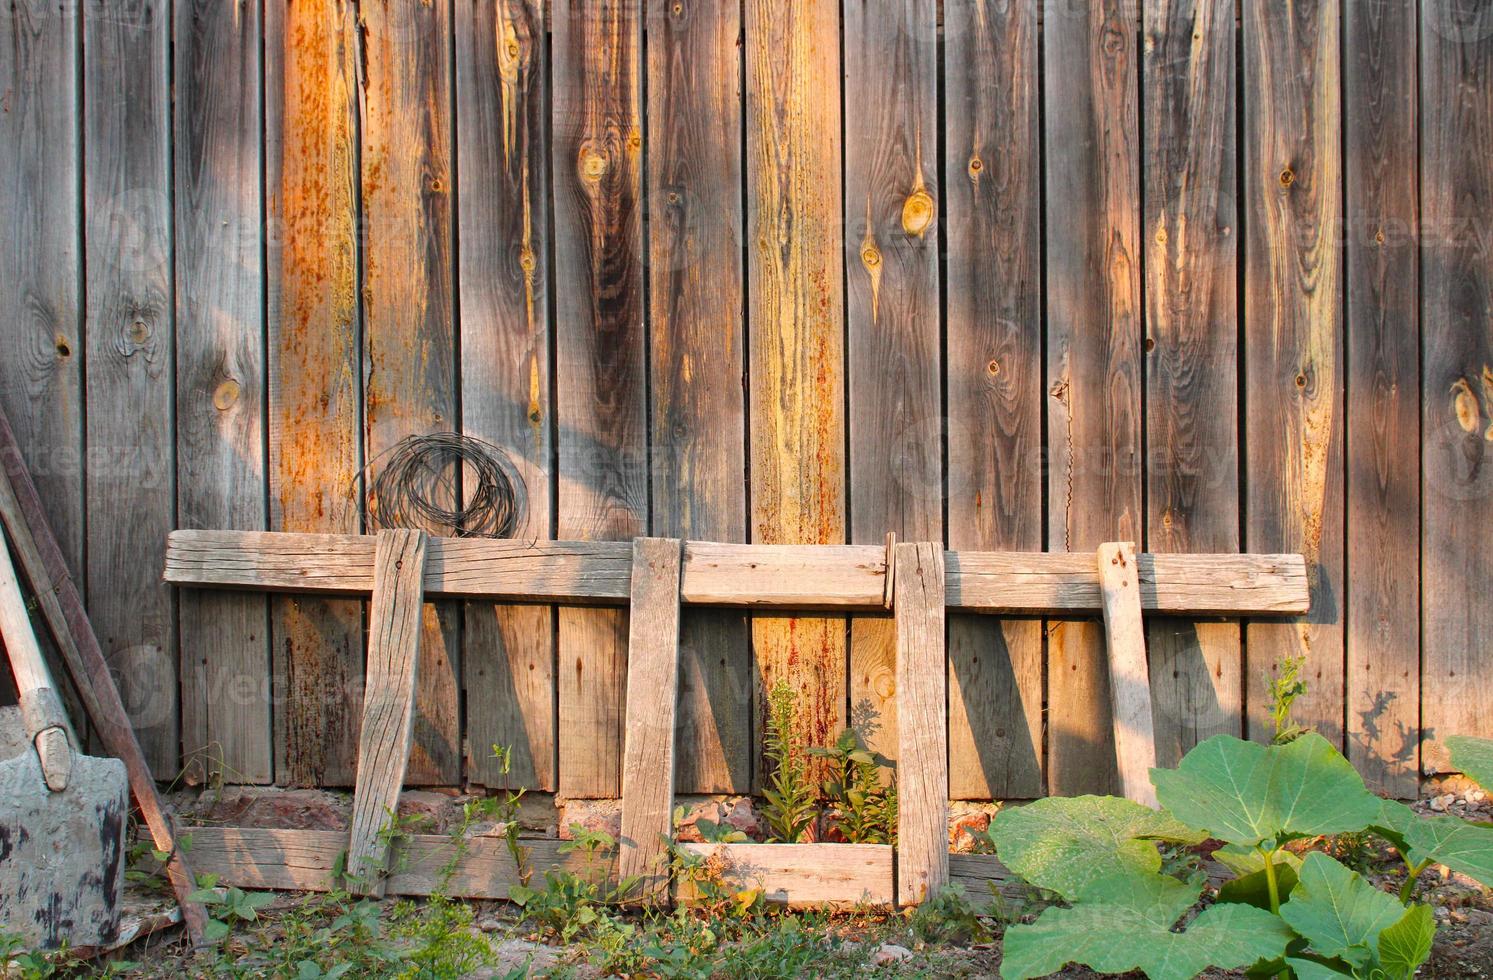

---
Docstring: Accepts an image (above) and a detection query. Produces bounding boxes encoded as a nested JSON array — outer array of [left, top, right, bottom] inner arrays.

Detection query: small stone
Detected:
[[874, 944, 914, 965], [476, 916, 503, 933], [1431, 795, 1449, 812]]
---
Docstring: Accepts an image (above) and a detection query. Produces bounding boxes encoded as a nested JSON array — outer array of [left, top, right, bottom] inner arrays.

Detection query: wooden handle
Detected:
[[0, 534, 74, 790]]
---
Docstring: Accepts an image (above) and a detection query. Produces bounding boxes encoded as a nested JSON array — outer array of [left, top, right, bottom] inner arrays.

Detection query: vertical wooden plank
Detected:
[[83, 0, 177, 773], [1142, 0, 1241, 769], [266, 0, 365, 787], [894, 541, 947, 905], [647, 0, 750, 794], [1096, 541, 1159, 807], [0, 1, 82, 585], [455, 0, 555, 792], [360, 0, 460, 787], [944, 0, 1043, 800], [1421, 1, 1493, 768], [1043, 0, 1142, 796], [553, 0, 646, 798], [844, 0, 940, 770], [1345, 0, 1419, 795], [618, 537, 684, 902], [745, 0, 846, 786], [346, 529, 427, 895], [174, 0, 271, 786], [1243, 0, 1343, 745]]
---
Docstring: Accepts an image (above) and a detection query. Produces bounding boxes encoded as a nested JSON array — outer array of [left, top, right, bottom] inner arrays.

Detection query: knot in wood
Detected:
[[213, 378, 241, 411], [579, 148, 609, 183], [902, 188, 934, 237]]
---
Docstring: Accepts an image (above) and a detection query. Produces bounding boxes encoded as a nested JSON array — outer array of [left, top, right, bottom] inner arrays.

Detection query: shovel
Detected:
[[0, 535, 127, 950]]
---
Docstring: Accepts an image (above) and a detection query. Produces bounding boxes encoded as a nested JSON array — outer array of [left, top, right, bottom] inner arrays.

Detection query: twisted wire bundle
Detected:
[[362, 432, 526, 539]]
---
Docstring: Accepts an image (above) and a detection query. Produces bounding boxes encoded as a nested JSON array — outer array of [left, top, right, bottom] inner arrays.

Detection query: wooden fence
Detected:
[[1, 0, 1488, 801]]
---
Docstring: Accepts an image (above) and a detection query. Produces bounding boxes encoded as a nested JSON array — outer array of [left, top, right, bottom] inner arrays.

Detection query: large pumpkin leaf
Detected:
[[1377, 903, 1436, 980], [1402, 809, 1493, 887], [1284, 957, 1355, 979], [1152, 733, 1381, 848], [988, 796, 1203, 902], [1447, 735, 1493, 792], [1279, 853, 1404, 968], [1000, 873, 1293, 980]]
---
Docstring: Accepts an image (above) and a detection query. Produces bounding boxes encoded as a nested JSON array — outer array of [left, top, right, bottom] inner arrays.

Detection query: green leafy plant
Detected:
[[508, 824, 638, 942], [1268, 653, 1311, 744], [188, 874, 278, 942], [1447, 734, 1493, 789], [808, 727, 898, 844], [760, 680, 818, 843], [908, 885, 989, 944], [989, 731, 1493, 980]]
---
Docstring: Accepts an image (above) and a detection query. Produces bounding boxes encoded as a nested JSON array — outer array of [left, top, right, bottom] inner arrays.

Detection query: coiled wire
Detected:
[[362, 432, 525, 539]]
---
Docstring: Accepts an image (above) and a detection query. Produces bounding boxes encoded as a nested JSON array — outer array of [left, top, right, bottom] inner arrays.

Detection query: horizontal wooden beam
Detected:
[[948, 853, 1026, 910], [672, 843, 894, 907], [187, 827, 608, 900], [165, 530, 1309, 616]]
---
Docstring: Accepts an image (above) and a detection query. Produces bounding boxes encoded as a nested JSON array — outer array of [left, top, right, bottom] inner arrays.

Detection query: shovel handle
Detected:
[[0, 533, 75, 790]]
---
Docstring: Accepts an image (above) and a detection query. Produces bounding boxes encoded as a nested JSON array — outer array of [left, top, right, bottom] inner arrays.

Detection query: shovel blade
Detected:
[[0, 749, 128, 950]]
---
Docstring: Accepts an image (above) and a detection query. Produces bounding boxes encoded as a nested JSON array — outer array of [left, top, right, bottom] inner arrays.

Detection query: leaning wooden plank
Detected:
[[948, 552, 1309, 615], [1043, 0, 1143, 797], [943, 0, 1043, 802], [83, 0, 177, 775], [1143, 0, 1242, 770], [618, 538, 685, 902], [745, 0, 847, 788], [1097, 542, 1159, 808], [552, 0, 647, 799], [360, 0, 460, 787], [0, 408, 207, 942], [188, 828, 610, 901], [1243, 0, 1344, 746], [673, 844, 894, 907], [454, 0, 554, 793], [265, 0, 365, 787], [646, 0, 750, 796], [346, 530, 428, 897], [1418, 0, 1492, 769], [1344, 0, 1419, 793], [174, 0, 271, 786], [895, 543, 948, 905]]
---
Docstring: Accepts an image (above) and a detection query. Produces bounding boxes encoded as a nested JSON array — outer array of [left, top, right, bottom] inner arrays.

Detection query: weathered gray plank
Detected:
[[454, 0, 555, 793], [894, 542, 947, 905], [346, 530, 427, 896], [1097, 542, 1159, 807], [552, 0, 647, 799], [83, 0, 177, 774], [618, 538, 684, 902], [943, 0, 1043, 801], [1243, 0, 1344, 745], [1420, 0, 1493, 769], [673, 843, 894, 907], [265, 0, 365, 787], [647, 0, 750, 797], [1043, 0, 1142, 796], [1143, 0, 1242, 770], [174, 0, 270, 786], [1345, 0, 1419, 794]]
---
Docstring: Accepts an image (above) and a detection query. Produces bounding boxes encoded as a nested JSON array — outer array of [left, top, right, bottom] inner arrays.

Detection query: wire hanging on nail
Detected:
[[361, 432, 526, 539]]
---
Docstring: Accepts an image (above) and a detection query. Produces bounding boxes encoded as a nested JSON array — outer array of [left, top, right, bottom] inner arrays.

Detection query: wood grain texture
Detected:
[[745, 0, 847, 788], [1420, 0, 1493, 769], [174, 0, 271, 786], [552, 0, 646, 798], [455, 0, 555, 792], [943, 0, 1042, 800], [1243, 0, 1344, 746], [1043, 0, 1142, 796], [265, 0, 365, 787], [83, 0, 178, 774], [189, 828, 611, 900], [844, 0, 940, 772], [1142, 0, 1241, 769], [0, 0, 82, 585], [618, 538, 684, 902], [894, 542, 947, 905], [360, 0, 459, 788], [673, 843, 894, 907], [1345, 0, 1419, 794], [647, 0, 750, 796], [1096, 542, 1158, 807], [948, 853, 1027, 910], [346, 530, 427, 896]]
